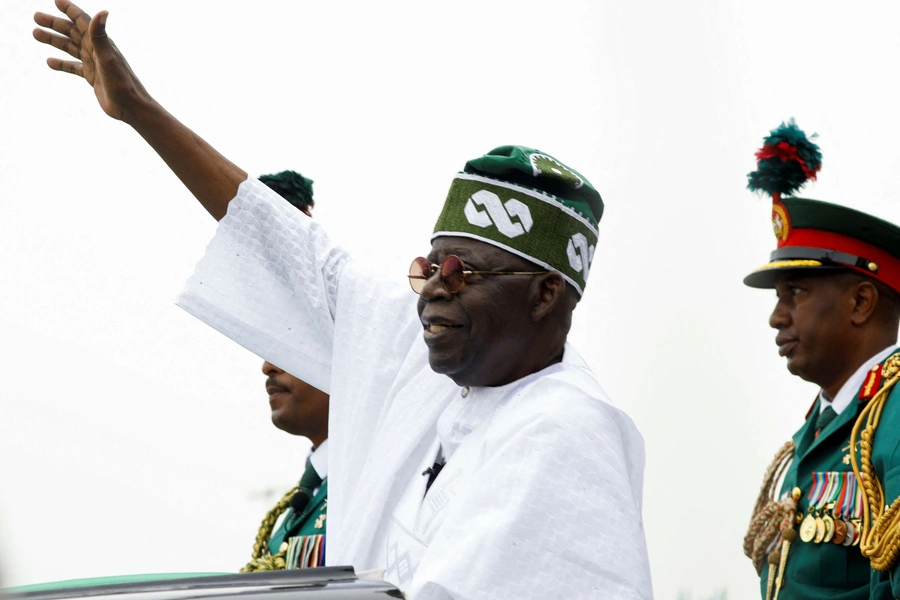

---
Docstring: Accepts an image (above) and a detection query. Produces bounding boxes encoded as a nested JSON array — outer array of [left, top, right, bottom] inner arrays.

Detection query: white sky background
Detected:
[[2, 0, 900, 597]]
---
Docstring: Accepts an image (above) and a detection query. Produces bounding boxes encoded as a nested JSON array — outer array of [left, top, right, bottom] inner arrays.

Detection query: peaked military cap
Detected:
[[743, 121, 900, 294]]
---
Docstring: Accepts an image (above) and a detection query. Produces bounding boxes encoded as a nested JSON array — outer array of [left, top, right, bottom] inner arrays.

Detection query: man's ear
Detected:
[[851, 279, 879, 326], [530, 272, 566, 321]]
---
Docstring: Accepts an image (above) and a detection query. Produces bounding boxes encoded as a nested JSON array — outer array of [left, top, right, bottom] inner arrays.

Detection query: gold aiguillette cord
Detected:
[[849, 355, 900, 571], [764, 551, 780, 600], [773, 528, 797, 600]]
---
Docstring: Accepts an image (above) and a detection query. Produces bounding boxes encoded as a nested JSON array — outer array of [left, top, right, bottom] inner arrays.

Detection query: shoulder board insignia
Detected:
[[859, 363, 884, 401]]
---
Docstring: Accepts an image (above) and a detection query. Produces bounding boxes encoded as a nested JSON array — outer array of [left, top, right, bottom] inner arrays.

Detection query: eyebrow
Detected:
[[428, 250, 482, 265], [781, 276, 810, 285]]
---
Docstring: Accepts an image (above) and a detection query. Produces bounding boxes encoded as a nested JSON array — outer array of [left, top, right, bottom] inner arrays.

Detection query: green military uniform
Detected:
[[267, 478, 328, 568], [241, 460, 328, 572], [757, 352, 898, 599], [742, 121, 900, 599]]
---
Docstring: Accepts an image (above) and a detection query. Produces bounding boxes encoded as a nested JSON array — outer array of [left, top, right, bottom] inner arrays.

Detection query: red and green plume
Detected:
[[747, 119, 822, 198]]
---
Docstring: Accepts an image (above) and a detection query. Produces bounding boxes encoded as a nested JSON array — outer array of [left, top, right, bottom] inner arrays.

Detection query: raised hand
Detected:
[[32, 0, 246, 219], [33, 0, 150, 122]]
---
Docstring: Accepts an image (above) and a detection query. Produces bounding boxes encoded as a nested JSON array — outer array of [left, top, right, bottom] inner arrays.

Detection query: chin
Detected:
[[271, 413, 292, 433], [427, 355, 473, 387], [427, 346, 460, 373], [784, 357, 810, 381]]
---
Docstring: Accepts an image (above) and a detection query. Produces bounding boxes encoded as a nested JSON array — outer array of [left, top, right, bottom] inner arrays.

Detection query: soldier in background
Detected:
[[241, 172, 330, 572]]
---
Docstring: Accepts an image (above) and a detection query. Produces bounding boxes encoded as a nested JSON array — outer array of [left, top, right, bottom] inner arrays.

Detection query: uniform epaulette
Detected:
[[859, 362, 886, 401], [858, 351, 900, 401]]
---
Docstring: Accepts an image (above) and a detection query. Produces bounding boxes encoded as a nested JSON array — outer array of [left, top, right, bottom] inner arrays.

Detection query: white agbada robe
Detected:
[[177, 178, 652, 599]]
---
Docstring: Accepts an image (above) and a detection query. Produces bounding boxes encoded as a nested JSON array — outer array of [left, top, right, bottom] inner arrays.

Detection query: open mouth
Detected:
[[423, 319, 463, 334]]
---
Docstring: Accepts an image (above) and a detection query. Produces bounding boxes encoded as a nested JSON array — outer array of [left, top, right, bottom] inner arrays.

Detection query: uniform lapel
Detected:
[[307, 480, 328, 517], [804, 400, 862, 458], [793, 398, 819, 462], [286, 480, 329, 537]]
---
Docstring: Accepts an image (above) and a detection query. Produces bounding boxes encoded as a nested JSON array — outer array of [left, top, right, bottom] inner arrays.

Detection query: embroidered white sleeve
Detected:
[[177, 176, 419, 394]]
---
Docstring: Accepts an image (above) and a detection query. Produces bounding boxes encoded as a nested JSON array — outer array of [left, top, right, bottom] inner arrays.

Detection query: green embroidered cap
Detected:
[[432, 145, 603, 296]]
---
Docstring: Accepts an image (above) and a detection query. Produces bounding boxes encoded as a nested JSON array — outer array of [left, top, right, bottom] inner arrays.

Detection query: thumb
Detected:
[[88, 10, 110, 44]]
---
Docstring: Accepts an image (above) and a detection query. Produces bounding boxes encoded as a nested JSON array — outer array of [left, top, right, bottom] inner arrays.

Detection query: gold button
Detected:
[[868, 262, 879, 273], [792, 487, 802, 501]]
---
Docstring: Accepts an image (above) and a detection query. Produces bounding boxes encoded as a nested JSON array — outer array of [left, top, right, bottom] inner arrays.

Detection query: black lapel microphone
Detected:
[[290, 490, 311, 513], [422, 458, 447, 492]]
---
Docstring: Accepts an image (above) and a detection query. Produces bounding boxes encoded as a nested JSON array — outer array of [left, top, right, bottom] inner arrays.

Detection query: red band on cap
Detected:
[[782, 228, 900, 293]]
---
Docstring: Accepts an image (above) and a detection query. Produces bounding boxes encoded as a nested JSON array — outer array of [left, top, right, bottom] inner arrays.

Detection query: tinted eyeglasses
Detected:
[[407, 255, 545, 294]]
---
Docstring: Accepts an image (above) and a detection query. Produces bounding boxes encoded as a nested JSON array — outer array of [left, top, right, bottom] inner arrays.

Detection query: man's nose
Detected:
[[262, 361, 284, 375], [769, 302, 790, 330], [419, 268, 453, 301]]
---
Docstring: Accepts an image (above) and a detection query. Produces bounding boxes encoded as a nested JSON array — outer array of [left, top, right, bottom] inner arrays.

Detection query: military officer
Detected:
[[241, 172, 330, 572], [743, 121, 900, 600]]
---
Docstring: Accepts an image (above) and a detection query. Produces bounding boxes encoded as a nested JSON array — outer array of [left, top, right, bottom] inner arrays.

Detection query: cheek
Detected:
[[274, 396, 302, 415], [288, 380, 314, 399], [799, 303, 842, 350], [471, 298, 529, 345]]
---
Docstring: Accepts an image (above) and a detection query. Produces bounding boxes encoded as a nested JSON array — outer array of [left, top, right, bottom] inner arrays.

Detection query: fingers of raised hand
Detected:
[[32, 28, 81, 60], [33, 12, 82, 44], [55, 0, 92, 31], [45, 58, 85, 79]]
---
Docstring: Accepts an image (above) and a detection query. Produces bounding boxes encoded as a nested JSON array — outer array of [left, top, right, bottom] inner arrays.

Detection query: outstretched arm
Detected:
[[33, 0, 246, 220]]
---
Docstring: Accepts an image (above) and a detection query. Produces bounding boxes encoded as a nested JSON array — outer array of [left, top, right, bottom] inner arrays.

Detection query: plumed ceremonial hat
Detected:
[[744, 120, 900, 294], [259, 170, 315, 217], [432, 145, 603, 296]]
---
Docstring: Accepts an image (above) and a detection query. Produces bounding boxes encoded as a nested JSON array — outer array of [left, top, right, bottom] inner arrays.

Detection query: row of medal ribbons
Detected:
[[798, 471, 863, 546], [285, 534, 326, 569]]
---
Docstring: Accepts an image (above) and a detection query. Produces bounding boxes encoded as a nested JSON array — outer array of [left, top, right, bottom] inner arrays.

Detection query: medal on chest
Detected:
[[799, 512, 817, 543], [799, 471, 863, 546]]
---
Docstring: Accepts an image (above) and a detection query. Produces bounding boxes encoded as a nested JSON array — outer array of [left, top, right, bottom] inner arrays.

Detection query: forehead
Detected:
[[773, 270, 842, 289], [429, 236, 516, 264]]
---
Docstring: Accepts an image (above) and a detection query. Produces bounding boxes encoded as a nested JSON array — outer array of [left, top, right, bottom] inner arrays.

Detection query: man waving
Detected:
[[33, 3, 652, 598]]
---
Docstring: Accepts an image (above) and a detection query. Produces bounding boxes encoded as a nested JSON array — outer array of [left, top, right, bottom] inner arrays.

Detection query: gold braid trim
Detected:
[[849, 354, 900, 571], [754, 260, 823, 271], [744, 440, 798, 575], [240, 485, 299, 573]]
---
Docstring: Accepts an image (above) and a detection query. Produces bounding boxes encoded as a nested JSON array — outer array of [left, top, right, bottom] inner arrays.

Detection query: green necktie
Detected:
[[816, 405, 838, 434]]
